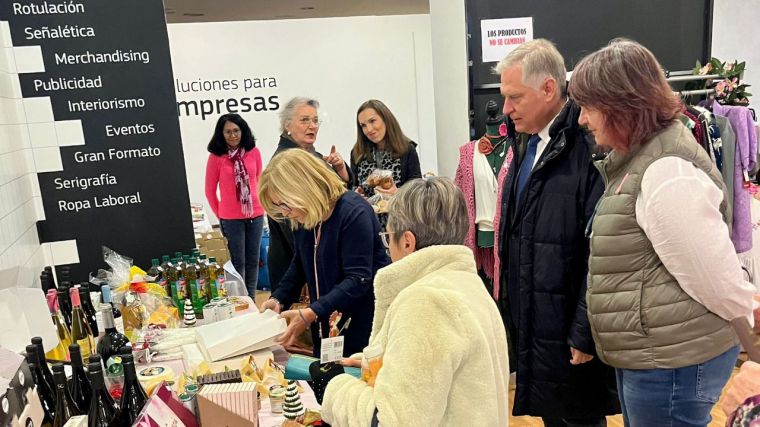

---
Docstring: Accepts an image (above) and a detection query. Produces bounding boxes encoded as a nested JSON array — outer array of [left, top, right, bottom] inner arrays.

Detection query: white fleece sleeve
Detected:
[[322, 288, 468, 427]]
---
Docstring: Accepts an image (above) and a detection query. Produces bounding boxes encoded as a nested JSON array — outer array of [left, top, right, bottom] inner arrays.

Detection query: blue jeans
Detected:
[[615, 345, 739, 427], [220, 216, 264, 298]]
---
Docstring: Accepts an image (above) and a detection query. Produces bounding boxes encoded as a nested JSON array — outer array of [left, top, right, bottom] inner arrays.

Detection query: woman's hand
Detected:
[[338, 358, 362, 368], [374, 183, 398, 196], [260, 298, 282, 314], [277, 308, 317, 346], [323, 145, 350, 182]]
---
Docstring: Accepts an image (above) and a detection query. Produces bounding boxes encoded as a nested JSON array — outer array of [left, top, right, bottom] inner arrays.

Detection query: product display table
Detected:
[[134, 296, 321, 426]]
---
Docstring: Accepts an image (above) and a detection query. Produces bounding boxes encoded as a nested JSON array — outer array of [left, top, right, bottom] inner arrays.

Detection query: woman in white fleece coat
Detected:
[[322, 177, 510, 427]]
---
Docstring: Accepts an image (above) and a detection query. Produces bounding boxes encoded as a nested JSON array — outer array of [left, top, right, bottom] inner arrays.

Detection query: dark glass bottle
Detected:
[[25, 345, 55, 424], [100, 284, 121, 320], [67, 344, 92, 412], [117, 354, 147, 426], [57, 282, 73, 328], [78, 284, 100, 336], [87, 362, 119, 427], [31, 337, 55, 391], [51, 363, 81, 427], [96, 308, 130, 364]]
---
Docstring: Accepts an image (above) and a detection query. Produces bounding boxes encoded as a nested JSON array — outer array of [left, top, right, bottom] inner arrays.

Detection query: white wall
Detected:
[[0, 21, 50, 288], [712, 0, 760, 112], [167, 15, 437, 223], [429, 0, 470, 178]]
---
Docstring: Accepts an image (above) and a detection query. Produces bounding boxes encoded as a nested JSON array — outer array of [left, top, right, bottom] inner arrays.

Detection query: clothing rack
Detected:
[[676, 88, 716, 97]]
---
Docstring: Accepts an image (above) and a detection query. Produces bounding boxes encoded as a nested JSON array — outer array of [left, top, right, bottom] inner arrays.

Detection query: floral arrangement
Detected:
[[692, 58, 752, 106]]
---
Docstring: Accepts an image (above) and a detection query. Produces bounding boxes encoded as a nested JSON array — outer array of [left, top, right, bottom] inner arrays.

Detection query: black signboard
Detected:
[[1, 0, 195, 280]]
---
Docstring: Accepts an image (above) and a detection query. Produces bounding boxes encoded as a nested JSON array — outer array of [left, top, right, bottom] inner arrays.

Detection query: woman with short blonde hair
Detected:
[[259, 149, 390, 357]]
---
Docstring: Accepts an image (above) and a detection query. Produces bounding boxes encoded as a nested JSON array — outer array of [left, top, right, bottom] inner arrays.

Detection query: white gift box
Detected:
[[195, 310, 285, 362]]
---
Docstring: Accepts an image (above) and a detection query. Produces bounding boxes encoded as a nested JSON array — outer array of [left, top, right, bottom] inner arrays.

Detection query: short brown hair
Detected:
[[352, 99, 411, 163], [569, 38, 681, 150]]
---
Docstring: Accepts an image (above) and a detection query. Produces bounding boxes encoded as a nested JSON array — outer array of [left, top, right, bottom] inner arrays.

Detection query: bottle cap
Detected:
[[101, 284, 113, 303], [51, 363, 65, 373], [70, 287, 81, 306], [46, 290, 58, 312]]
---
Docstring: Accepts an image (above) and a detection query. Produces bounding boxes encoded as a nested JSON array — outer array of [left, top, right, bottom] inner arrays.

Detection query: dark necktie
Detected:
[[515, 134, 541, 202]]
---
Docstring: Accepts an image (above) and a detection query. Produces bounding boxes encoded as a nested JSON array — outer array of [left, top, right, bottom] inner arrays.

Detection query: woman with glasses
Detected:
[[205, 113, 264, 299], [267, 97, 354, 295], [351, 99, 421, 197], [259, 148, 389, 358], [320, 177, 510, 427]]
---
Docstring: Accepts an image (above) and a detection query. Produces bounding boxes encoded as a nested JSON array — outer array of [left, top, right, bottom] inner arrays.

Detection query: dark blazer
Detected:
[[267, 135, 354, 292], [498, 100, 619, 418], [271, 191, 390, 357]]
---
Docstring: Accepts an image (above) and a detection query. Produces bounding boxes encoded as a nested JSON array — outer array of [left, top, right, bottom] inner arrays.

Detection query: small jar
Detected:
[[269, 386, 285, 414], [361, 344, 384, 387]]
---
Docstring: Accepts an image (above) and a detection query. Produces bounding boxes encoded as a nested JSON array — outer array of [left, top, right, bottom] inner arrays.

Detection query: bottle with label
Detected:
[[31, 337, 55, 390], [207, 257, 223, 299], [166, 258, 183, 315], [100, 285, 124, 334], [147, 258, 163, 283], [26, 344, 55, 423], [87, 361, 119, 427], [51, 363, 81, 427], [78, 284, 100, 337], [198, 254, 210, 303], [69, 287, 96, 360], [45, 290, 72, 362], [184, 260, 204, 318], [97, 307, 130, 364], [117, 354, 147, 426], [57, 282, 73, 329], [67, 344, 92, 412], [159, 255, 171, 293]]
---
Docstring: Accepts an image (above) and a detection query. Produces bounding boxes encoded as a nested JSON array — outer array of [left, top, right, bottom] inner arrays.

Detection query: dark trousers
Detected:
[[541, 417, 607, 427], [220, 216, 264, 298]]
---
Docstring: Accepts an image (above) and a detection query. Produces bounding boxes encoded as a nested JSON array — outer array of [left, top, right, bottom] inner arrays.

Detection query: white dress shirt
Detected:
[[532, 104, 566, 169], [636, 156, 757, 325]]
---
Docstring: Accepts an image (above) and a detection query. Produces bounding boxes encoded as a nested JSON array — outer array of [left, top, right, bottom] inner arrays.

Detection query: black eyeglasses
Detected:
[[274, 201, 292, 214]]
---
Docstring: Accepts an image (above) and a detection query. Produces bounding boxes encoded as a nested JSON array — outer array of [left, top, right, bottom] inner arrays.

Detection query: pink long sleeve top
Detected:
[[204, 148, 265, 220]]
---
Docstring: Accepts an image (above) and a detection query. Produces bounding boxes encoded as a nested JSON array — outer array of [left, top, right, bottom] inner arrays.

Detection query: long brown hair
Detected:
[[569, 38, 681, 151], [352, 99, 411, 162]]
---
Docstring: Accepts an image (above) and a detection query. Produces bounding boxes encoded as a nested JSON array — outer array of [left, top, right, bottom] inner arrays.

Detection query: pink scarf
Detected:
[[228, 148, 254, 217]]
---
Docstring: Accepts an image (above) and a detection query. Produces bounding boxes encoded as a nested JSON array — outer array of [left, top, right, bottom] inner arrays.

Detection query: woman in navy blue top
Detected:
[[259, 148, 390, 357]]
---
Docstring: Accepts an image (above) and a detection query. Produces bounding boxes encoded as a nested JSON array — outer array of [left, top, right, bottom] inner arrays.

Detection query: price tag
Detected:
[[320, 336, 345, 364]]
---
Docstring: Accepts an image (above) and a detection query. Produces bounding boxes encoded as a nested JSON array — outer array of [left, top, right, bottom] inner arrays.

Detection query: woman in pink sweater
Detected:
[[205, 114, 265, 298]]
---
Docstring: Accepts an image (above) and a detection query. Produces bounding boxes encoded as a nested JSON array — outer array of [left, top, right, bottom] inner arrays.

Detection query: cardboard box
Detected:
[[0, 346, 45, 427], [197, 383, 259, 427], [195, 229, 231, 266]]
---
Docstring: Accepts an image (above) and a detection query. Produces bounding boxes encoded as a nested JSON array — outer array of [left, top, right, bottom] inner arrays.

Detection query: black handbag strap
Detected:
[[371, 408, 380, 427]]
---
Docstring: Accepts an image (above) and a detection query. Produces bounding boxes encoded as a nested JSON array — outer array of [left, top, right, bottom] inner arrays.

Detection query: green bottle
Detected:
[[208, 257, 223, 299], [184, 261, 203, 318], [165, 259, 182, 315]]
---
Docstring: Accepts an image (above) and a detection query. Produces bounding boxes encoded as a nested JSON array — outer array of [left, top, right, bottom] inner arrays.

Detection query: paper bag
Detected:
[[195, 310, 286, 362], [0, 270, 58, 354]]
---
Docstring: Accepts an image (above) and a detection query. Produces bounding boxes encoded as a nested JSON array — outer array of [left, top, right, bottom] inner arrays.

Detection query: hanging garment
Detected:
[[713, 104, 758, 253], [716, 115, 737, 229]]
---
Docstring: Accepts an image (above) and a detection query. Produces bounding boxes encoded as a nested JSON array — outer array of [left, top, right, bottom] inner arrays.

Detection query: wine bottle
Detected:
[[96, 307, 130, 364], [78, 284, 100, 336], [26, 345, 55, 423], [67, 344, 92, 412], [100, 284, 124, 334], [51, 363, 81, 427], [57, 282, 73, 328], [69, 287, 96, 360], [87, 362, 119, 427], [44, 266, 57, 286], [31, 337, 56, 391], [45, 290, 73, 362], [117, 354, 147, 426]]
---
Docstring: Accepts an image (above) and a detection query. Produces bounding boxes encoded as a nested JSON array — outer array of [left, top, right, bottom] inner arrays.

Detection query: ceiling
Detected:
[[163, 0, 430, 23]]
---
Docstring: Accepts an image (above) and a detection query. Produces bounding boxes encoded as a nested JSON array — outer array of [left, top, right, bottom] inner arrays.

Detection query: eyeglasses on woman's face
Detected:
[[224, 129, 241, 137], [273, 201, 292, 214], [297, 116, 321, 127], [379, 231, 395, 249]]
